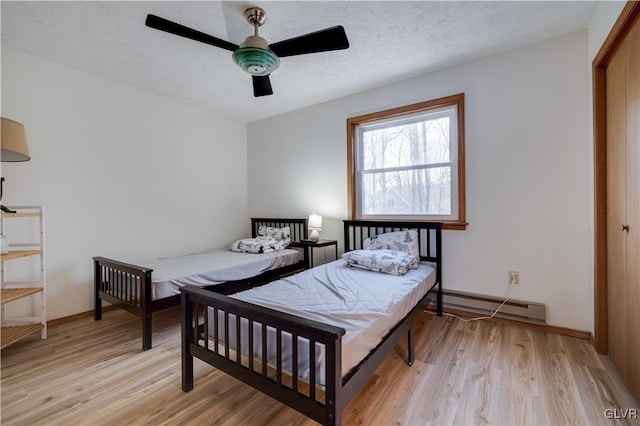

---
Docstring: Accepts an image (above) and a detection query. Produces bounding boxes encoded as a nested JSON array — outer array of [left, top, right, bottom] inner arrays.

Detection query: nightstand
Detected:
[[289, 239, 338, 269]]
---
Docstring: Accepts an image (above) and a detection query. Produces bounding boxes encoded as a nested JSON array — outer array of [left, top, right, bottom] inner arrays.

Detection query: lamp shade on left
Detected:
[[308, 214, 322, 229], [1, 118, 30, 162]]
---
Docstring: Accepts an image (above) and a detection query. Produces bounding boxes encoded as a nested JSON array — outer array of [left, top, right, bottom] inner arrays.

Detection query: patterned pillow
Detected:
[[342, 249, 419, 276], [231, 236, 289, 253], [258, 226, 291, 242], [364, 229, 420, 259]]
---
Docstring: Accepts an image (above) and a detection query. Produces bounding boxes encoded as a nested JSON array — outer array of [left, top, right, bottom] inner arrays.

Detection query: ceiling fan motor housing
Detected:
[[232, 46, 279, 75], [232, 7, 280, 76]]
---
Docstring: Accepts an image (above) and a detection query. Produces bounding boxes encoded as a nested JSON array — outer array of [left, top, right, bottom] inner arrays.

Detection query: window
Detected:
[[347, 93, 466, 230]]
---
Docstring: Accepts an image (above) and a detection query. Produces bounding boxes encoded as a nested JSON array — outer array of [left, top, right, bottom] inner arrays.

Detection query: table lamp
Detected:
[[308, 214, 322, 241], [1, 118, 31, 213]]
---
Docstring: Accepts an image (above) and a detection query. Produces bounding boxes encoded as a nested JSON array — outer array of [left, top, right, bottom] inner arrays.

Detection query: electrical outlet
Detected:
[[509, 270, 519, 285]]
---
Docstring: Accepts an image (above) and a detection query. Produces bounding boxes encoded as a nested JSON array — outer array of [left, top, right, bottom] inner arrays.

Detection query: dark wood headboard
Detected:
[[343, 220, 442, 264], [250, 218, 308, 241]]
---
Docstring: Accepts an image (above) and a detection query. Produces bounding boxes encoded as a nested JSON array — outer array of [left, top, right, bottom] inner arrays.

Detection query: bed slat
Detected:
[[262, 323, 267, 377], [277, 329, 283, 385], [308, 337, 314, 399], [236, 314, 242, 365], [213, 307, 219, 354], [224, 311, 230, 360], [292, 333, 299, 393], [204, 304, 209, 351], [248, 319, 254, 372]]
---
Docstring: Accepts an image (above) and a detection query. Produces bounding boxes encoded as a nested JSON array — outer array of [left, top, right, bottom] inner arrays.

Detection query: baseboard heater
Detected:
[[429, 289, 546, 325]]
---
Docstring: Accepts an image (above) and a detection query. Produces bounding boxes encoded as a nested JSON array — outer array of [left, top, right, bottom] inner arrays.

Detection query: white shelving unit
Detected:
[[0, 205, 47, 349]]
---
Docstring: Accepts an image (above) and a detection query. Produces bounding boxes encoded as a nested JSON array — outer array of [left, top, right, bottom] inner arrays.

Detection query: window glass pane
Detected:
[[362, 166, 451, 215], [361, 116, 450, 170]]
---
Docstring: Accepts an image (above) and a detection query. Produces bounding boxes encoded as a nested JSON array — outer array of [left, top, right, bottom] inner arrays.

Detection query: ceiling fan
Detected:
[[145, 7, 349, 97]]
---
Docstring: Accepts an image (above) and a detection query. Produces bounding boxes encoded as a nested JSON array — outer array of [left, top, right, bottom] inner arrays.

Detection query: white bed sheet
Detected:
[[209, 259, 435, 383], [144, 248, 300, 300]]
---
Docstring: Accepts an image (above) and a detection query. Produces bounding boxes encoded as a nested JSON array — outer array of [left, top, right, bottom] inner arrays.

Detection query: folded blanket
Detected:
[[342, 249, 419, 276], [230, 236, 290, 254]]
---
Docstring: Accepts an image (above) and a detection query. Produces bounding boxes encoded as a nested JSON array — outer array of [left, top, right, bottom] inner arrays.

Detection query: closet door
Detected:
[[606, 14, 640, 400], [606, 31, 627, 383], [625, 15, 639, 399]]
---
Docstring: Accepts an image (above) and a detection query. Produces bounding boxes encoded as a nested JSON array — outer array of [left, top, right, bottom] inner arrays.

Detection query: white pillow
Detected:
[[258, 226, 291, 241], [364, 229, 420, 259], [342, 249, 418, 276]]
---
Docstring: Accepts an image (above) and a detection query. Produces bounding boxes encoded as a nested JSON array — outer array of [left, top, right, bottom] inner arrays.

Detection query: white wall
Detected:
[[248, 31, 591, 331], [1, 47, 248, 320]]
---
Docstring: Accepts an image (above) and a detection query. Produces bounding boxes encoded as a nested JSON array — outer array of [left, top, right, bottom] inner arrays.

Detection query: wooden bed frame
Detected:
[[181, 220, 443, 425], [93, 218, 308, 351]]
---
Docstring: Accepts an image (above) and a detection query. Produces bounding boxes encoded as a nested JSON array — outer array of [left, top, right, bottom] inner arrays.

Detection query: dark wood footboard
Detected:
[[182, 286, 346, 425], [93, 256, 160, 350], [181, 281, 438, 425], [94, 218, 309, 351]]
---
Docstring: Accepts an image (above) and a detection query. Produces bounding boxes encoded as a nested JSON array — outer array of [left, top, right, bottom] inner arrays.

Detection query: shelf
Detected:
[[1, 250, 42, 262], [1, 205, 46, 349], [0, 288, 44, 304], [0, 212, 42, 219], [1, 324, 44, 349]]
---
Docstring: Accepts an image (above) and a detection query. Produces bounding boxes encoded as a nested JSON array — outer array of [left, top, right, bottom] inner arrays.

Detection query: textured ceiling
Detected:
[[1, 1, 597, 123]]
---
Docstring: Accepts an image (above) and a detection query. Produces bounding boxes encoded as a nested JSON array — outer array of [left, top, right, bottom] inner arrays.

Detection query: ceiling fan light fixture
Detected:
[[232, 47, 280, 76], [145, 6, 349, 96]]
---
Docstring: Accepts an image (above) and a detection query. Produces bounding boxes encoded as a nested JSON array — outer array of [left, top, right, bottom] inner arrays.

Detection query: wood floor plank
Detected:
[[1, 307, 638, 425], [451, 363, 501, 425], [531, 331, 591, 425], [504, 326, 541, 397], [562, 336, 624, 422], [406, 325, 470, 424], [499, 390, 548, 425]]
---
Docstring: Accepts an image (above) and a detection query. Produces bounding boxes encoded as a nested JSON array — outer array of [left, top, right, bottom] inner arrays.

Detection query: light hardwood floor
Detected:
[[1, 307, 638, 425]]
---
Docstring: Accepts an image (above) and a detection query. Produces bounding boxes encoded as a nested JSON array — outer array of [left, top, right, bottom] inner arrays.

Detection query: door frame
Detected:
[[593, 1, 640, 354]]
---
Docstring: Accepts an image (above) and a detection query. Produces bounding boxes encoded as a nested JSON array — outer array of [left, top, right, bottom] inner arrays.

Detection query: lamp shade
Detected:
[[308, 214, 322, 229], [1, 118, 30, 162]]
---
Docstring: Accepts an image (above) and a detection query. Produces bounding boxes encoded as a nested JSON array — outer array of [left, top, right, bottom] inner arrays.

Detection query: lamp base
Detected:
[[0, 178, 15, 213], [0, 205, 16, 214], [309, 229, 320, 242]]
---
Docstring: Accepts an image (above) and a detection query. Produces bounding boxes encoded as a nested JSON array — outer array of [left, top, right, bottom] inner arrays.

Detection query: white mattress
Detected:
[[210, 258, 435, 384], [143, 248, 300, 300]]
